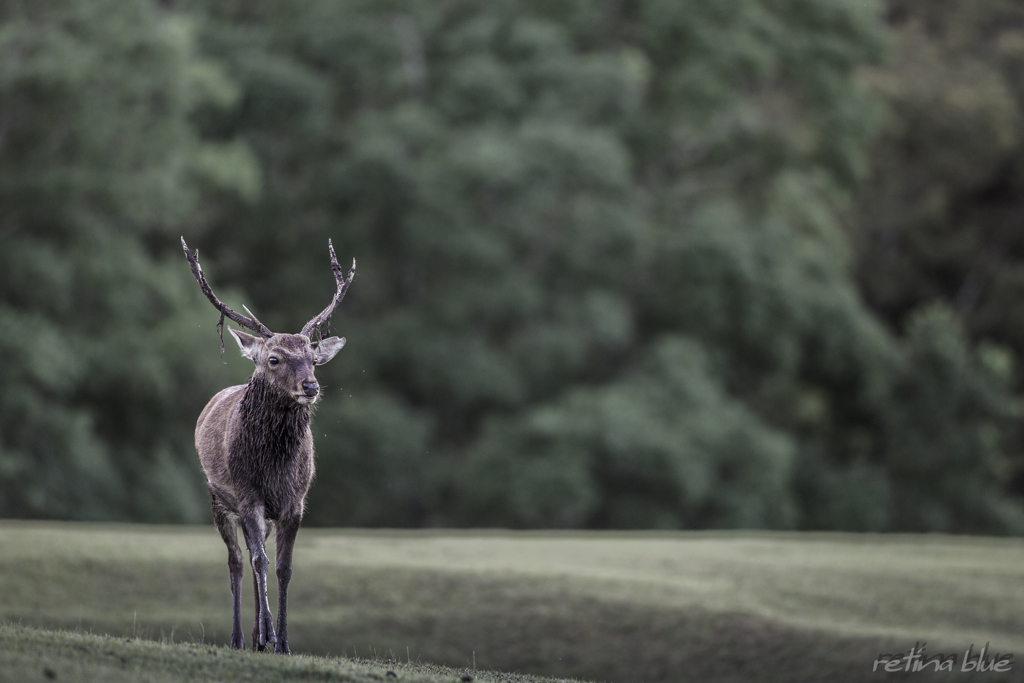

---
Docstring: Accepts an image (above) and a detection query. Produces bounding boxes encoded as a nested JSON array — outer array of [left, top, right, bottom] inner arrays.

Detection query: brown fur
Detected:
[[182, 237, 352, 655], [195, 331, 344, 653]]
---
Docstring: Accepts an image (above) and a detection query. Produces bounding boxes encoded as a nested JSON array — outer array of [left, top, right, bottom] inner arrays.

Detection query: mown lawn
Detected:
[[0, 522, 1021, 682]]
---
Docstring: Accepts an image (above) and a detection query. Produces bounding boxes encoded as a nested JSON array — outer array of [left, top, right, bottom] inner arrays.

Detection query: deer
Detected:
[[181, 237, 355, 654]]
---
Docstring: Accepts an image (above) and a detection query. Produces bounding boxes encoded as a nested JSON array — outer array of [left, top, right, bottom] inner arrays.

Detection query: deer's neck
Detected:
[[236, 375, 311, 463]]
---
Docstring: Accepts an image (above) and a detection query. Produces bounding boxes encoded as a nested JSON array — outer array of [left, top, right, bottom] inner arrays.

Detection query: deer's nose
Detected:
[[302, 381, 319, 397]]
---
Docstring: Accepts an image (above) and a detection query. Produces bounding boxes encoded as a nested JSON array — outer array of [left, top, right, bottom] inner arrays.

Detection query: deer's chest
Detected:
[[229, 419, 314, 520]]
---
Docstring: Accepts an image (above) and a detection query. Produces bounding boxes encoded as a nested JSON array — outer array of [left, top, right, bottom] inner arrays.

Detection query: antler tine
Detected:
[[242, 304, 270, 334], [181, 237, 274, 339], [300, 239, 356, 338]]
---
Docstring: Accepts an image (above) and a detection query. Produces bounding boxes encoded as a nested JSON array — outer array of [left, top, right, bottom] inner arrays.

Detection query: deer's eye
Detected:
[[268, 357, 280, 367]]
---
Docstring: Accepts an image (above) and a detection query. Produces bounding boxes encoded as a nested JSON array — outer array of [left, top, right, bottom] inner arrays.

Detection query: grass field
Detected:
[[0, 522, 1021, 683], [0, 623, 577, 683]]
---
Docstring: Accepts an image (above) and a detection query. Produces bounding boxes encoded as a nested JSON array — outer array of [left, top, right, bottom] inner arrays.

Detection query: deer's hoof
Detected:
[[275, 642, 290, 655], [256, 611, 277, 651], [230, 633, 245, 650]]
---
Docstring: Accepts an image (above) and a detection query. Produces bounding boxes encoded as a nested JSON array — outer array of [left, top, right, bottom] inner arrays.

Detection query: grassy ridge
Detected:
[[0, 522, 1022, 682], [0, 624, 572, 683]]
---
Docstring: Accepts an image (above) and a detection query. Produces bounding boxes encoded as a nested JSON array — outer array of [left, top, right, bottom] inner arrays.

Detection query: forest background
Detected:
[[4, 0, 1024, 535]]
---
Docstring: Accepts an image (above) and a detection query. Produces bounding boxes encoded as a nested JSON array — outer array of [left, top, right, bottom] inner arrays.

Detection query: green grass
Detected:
[[0, 522, 1022, 682], [0, 623, 576, 683]]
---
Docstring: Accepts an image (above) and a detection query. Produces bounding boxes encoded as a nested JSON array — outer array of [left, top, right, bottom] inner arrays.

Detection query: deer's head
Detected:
[[181, 237, 355, 405], [227, 330, 345, 404]]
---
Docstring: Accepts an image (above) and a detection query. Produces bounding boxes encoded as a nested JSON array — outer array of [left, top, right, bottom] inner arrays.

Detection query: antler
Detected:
[[301, 239, 356, 338], [181, 237, 274, 339]]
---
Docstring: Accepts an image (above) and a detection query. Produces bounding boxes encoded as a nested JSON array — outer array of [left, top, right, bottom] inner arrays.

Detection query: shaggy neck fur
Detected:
[[235, 374, 311, 470]]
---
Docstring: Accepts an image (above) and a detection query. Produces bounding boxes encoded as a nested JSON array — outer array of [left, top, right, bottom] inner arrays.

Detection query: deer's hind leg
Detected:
[[211, 495, 245, 651]]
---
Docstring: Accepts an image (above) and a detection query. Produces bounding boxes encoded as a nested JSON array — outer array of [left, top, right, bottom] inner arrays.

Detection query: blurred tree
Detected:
[[3, 0, 1018, 532], [183, 0, 1024, 532], [0, 0, 257, 521], [850, 0, 1024, 500]]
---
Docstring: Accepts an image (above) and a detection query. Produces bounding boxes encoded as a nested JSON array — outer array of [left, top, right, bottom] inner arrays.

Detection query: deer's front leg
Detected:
[[274, 516, 301, 654], [239, 506, 277, 651]]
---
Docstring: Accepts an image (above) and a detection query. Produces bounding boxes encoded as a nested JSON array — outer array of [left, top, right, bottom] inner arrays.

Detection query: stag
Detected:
[[181, 237, 354, 653]]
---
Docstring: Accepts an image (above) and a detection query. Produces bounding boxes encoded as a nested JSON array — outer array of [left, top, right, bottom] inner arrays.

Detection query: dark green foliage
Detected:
[[180, 0, 1021, 532], [458, 337, 797, 529], [0, 0, 256, 521], [1, 0, 1021, 532], [850, 0, 1024, 499]]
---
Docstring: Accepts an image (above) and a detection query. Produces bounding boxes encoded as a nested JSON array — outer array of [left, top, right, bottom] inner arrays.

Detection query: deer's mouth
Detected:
[[294, 395, 317, 405]]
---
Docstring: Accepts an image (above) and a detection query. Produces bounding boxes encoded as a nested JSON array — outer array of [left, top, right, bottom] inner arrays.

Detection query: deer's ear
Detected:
[[312, 336, 346, 365], [228, 327, 263, 361]]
